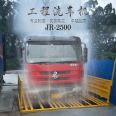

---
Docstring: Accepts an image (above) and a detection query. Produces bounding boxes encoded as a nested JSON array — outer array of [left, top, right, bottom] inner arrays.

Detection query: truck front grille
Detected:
[[40, 71, 70, 75], [41, 77, 70, 81]]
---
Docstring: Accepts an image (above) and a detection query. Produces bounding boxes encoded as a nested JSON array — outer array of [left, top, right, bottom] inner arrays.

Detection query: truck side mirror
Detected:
[[26, 43, 29, 56], [83, 47, 88, 63], [27, 49, 29, 56]]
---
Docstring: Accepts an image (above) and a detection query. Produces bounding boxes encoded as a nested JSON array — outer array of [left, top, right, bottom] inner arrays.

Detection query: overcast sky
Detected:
[[11, 0, 116, 8], [99, 0, 116, 8], [83, 0, 116, 8]]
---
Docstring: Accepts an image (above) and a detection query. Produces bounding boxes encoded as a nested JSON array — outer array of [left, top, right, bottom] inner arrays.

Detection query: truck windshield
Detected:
[[26, 42, 82, 63]]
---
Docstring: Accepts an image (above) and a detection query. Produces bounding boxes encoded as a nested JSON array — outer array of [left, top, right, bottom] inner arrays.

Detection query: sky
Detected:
[[11, 0, 116, 8], [98, 0, 116, 8]]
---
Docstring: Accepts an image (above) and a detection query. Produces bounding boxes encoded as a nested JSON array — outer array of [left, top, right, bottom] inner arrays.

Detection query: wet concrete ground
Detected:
[[0, 106, 116, 116]]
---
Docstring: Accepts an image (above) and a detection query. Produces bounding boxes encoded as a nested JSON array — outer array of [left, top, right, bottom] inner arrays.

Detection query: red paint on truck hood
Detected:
[[25, 63, 84, 85]]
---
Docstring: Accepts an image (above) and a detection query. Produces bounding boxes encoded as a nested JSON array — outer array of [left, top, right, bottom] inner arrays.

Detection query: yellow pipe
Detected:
[[26, 93, 33, 110], [107, 58, 116, 102], [18, 75, 23, 110], [111, 58, 116, 85]]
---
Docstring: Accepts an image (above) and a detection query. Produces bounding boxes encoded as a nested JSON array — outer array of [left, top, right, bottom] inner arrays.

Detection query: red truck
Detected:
[[24, 36, 87, 90]]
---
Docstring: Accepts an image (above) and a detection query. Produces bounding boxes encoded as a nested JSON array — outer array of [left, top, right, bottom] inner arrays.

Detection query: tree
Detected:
[[0, 0, 21, 70], [104, 3, 112, 15], [84, 0, 98, 9], [85, 0, 116, 59], [93, 6, 104, 16]]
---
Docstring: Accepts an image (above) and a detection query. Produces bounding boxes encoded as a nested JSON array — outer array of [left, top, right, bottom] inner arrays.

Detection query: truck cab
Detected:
[[24, 36, 87, 87]]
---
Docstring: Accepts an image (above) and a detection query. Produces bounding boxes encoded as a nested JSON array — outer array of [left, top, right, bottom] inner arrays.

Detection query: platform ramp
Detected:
[[18, 76, 112, 113]]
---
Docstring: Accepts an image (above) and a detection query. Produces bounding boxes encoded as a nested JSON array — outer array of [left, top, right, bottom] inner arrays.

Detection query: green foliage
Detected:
[[6, 58, 20, 70], [85, 0, 116, 60], [0, 0, 21, 70]]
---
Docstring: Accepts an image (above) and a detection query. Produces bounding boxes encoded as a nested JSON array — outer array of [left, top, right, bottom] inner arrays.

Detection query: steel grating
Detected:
[[18, 76, 111, 113], [19, 93, 109, 113]]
